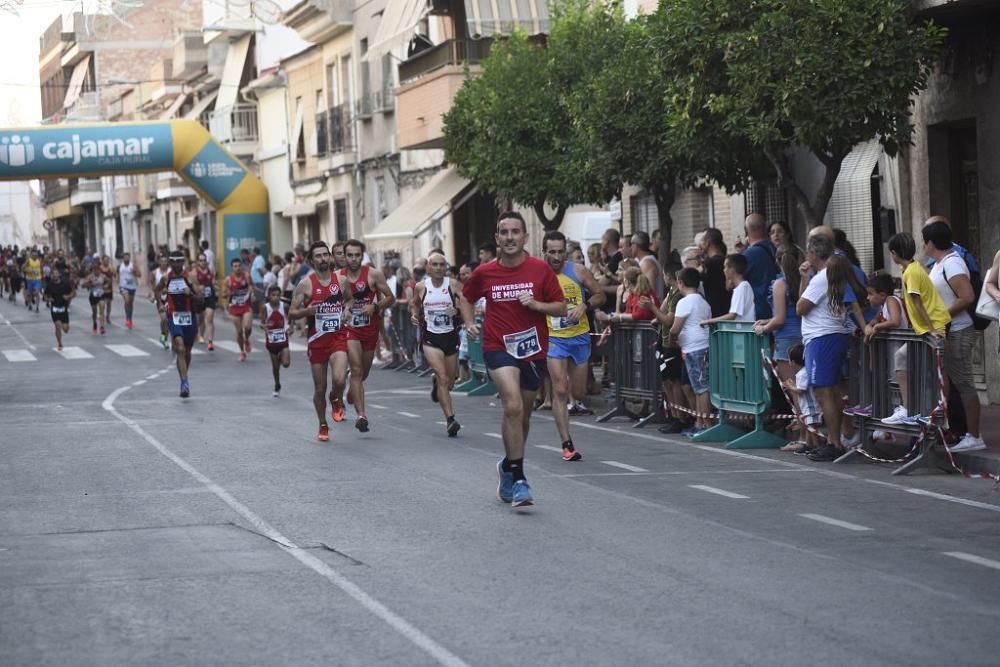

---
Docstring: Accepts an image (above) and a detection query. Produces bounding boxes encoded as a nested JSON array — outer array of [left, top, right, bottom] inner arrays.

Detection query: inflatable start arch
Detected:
[[0, 120, 268, 273]]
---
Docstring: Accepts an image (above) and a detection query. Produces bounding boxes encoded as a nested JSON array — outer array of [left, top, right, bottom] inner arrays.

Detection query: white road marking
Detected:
[[0, 309, 36, 349], [55, 346, 94, 360], [107, 344, 150, 357], [213, 340, 243, 354], [146, 337, 169, 350], [369, 404, 389, 410], [132, 380, 146, 386], [545, 417, 1000, 515], [942, 551, 1000, 571], [689, 485, 749, 499], [600, 460, 648, 473], [398, 411, 420, 418], [798, 513, 872, 532], [102, 374, 468, 667], [2, 349, 36, 362], [484, 432, 503, 439], [535, 445, 563, 453]]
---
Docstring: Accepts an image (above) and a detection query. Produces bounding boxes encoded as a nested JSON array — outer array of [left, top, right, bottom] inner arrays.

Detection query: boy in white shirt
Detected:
[[669, 268, 714, 436], [701, 253, 755, 326]]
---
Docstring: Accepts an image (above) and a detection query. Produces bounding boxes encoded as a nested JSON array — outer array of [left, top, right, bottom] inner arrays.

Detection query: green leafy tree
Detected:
[[443, 32, 585, 230], [668, 0, 945, 227], [567, 2, 758, 259]]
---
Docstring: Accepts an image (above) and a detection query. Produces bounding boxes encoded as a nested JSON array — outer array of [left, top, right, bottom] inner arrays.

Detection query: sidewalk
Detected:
[[582, 393, 1000, 477]]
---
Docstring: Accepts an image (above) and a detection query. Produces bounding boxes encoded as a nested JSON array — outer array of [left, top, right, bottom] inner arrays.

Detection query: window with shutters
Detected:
[[334, 198, 349, 241], [629, 192, 658, 235]]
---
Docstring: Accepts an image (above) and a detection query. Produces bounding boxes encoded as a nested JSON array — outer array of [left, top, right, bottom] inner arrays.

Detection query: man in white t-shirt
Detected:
[[669, 268, 713, 436], [700, 253, 755, 326], [796, 235, 866, 461], [923, 220, 984, 452]]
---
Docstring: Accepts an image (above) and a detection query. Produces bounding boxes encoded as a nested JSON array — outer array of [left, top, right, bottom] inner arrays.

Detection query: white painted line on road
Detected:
[[55, 346, 93, 360], [535, 445, 563, 453], [213, 340, 243, 354], [145, 373, 158, 380], [798, 513, 872, 532], [942, 551, 1000, 571], [191, 347, 205, 355], [132, 380, 146, 386], [369, 403, 389, 410], [600, 460, 648, 473], [107, 344, 150, 357], [484, 432, 503, 439], [146, 337, 169, 350], [102, 372, 469, 667], [545, 416, 1000, 515], [689, 485, 749, 499], [0, 310, 36, 350], [398, 411, 420, 418], [2, 349, 36, 362]]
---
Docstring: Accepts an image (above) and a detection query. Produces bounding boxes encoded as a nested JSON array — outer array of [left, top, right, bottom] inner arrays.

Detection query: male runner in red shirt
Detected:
[[223, 257, 255, 361], [461, 211, 566, 509], [289, 241, 355, 442], [339, 239, 395, 432]]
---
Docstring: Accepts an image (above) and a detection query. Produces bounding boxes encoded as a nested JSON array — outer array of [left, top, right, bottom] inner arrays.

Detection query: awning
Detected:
[[216, 35, 252, 110], [183, 91, 218, 121], [366, 167, 472, 240], [158, 93, 189, 120], [824, 140, 881, 272], [366, 0, 431, 60], [63, 55, 91, 109], [464, 0, 549, 38]]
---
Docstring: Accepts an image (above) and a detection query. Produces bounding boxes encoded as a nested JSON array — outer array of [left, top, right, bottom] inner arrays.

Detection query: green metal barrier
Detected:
[[453, 318, 496, 396], [693, 321, 785, 449]]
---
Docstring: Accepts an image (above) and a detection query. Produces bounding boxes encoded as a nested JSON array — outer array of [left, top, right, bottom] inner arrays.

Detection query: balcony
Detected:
[[65, 91, 101, 121], [208, 103, 259, 156], [40, 180, 70, 205], [317, 104, 356, 172], [173, 32, 208, 79], [113, 174, 139, 207], [70, 178, 103, 206], [395, 40, 489, 150], [282, 0, 351, 43], [398, 39, 492, 84]]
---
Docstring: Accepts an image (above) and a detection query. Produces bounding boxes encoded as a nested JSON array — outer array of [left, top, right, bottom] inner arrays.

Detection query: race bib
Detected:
[[203, 286, 213, 298], [350, 306, 370, 328], [428, 307, 451, 329], [231, 293, 248, 306], [316, 312, 341, 333], [51, 306, 66, 313], [172, 311, 193, 326], [550, 315, 571, 331], [91, 288, 104, 298], [267, 329, 287, 344], [503, 327, 542, 359]]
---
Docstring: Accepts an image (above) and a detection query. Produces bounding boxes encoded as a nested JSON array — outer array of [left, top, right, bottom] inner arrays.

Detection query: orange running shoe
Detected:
[[331, 398, 345, 423], [317, 423, 330, 442]]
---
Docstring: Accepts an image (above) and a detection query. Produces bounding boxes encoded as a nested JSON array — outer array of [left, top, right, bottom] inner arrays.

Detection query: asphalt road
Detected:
[[2, 294, 999, 666]]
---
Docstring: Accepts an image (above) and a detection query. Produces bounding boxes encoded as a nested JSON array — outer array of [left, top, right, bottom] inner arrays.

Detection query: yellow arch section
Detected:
[[0, 120, 268, 275]]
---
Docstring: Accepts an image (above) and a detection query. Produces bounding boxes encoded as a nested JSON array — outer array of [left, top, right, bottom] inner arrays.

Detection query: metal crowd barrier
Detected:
[[836, 330, 946, 475], [693, 322, 785, 449], [596, 321, 666, 428], [384, 303, 418, 371], [453, 319, 496, 396]]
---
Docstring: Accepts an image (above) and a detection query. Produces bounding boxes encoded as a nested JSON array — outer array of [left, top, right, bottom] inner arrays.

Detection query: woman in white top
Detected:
[[410, 251, 461, 437], [117, 252, 141, 329]]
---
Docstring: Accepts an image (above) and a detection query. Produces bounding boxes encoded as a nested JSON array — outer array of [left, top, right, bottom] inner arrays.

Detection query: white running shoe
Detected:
[[842, 431, 861, 448], [881, 405, 908, 425], [950, 434, 987, 452]]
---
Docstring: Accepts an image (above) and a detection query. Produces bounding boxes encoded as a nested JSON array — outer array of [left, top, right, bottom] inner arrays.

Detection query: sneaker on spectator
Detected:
[[872, 430, 895, 443], [842, 431, 861, 449], [807, 445, 841, 462], [950, 434, 987, 452], [881, 406, 908, 425], [681, 426, 704, 438], [658, 420, 690, 434], [569, 402, 594, 416], [900, 414, 926, 427], [843, 404, 872, 416]]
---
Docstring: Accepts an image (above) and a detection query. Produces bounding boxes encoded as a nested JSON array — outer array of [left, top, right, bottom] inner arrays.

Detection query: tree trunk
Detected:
[[532, 198, 567, 231], [652, 180, 677, 269], [766, 148, 846, 229]]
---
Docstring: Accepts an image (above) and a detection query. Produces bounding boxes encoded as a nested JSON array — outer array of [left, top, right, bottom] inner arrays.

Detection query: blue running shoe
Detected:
[[180, 379, 190, 398], [511, 479, 534, 508], [496, 459, 514, 503]]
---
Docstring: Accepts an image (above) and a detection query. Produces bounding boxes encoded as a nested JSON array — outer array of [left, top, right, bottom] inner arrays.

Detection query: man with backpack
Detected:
[[923, 219, 986, 452]]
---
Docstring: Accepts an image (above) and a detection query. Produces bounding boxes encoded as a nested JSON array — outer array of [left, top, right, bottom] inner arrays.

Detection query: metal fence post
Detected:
[[596, 321, 666, 427]]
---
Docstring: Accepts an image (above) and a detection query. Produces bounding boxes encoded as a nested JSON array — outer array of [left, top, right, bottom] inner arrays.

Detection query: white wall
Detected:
[[0, 181, 45, 247]]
